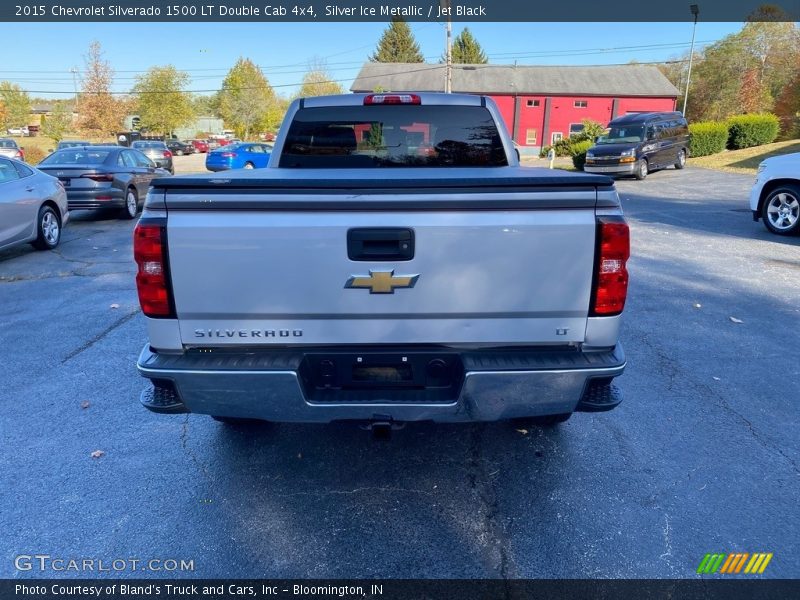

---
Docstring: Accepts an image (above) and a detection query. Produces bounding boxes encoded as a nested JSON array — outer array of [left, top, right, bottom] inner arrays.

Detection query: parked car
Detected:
[[0, 157, 68, 251], [584, 112, 689, 180], [56, 140, 92, 150], [205, 142, 272, 171], [0, 138, 25, 161], [166, 140, 195, 156], [37, 146, 169, 219], [189, 139, 209, 153], [750, 152, 800, 236], [206, 138, 221, 151], [130, 141, 174, 174], [6, 126, 29, 136]]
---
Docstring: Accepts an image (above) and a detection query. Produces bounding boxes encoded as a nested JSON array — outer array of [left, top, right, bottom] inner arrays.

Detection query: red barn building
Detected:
[[351, 63, 680, 154]]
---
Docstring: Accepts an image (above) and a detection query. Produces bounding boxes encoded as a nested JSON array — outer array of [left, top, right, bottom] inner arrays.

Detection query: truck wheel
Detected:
[[761, 184, 800, 235], [674, 149, 686, 170], [512, 413, 572, 428], [635, 159, 648, 180], [31, 205, 61, 250]]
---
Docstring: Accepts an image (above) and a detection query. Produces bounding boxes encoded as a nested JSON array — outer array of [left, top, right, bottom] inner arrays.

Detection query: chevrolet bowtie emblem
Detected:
[[345, 270, 419, 294]]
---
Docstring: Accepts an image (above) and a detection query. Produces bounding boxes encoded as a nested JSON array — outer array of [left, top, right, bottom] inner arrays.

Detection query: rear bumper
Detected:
[[137, 344, 626, 422], [66, 188, 125, 210], [205, 163, 232, 172]]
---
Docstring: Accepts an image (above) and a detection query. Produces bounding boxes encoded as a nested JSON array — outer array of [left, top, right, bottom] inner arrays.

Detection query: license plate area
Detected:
[[299, 350, 465, 403]]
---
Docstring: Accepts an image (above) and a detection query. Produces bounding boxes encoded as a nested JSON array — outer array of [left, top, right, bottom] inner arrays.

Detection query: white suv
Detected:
[[750, 152, 800, 235]]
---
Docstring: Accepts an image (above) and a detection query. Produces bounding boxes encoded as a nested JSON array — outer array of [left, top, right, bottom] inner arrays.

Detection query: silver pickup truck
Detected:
[[135, 93, 629, 429]]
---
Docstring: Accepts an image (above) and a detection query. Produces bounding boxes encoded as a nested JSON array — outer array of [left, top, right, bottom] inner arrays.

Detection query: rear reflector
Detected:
[[220, 152, 237, 158], [364, 94, 421, 105], [134, 221, 174, 318], [590, 217, 630, 316]]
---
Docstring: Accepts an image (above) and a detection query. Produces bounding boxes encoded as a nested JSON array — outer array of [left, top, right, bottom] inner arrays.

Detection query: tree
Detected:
[[684, 13, 798, 121], [447, 28, 488, 64], [41, 103, 73, 143], [297, 61, 344, 97], [133, 66, 194, 137], [370, 19, 424, 62], [192, 94, 218, 117], [774, 70, 800, 138], [78, 41, 126, 137], [0, 82, 31, 133], [217, 58, 277, 140]]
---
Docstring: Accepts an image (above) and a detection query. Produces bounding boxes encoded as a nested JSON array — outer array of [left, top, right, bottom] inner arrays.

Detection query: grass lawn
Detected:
[[690, 139, 800, 174]]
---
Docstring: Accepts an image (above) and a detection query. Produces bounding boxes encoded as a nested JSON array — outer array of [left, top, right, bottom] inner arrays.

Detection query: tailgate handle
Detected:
[[348, 228, 414, 261]]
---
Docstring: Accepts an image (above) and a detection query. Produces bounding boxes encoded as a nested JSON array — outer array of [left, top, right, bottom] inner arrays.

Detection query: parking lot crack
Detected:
[[467, 426, 516, 585], [180, 415, 215, 487], [61, 309, 138, 363]]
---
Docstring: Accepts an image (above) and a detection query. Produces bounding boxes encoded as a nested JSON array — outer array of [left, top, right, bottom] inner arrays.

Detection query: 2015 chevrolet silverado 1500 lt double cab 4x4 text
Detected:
[[134, 93, 629, 428]]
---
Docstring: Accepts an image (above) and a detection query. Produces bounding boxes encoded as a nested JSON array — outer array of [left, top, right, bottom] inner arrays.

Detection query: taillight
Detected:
[[221, 152, 236, 158], [364, 93, 421, 105], [15, 150, 24, 160], [163, 150, 172, 158], [134, 221, 174, 318], [590, 217, 630, 316], [81, 173, 114, 182]]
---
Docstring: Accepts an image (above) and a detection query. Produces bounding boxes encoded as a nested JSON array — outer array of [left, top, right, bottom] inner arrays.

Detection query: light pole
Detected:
[[682, 4, 699, 116], [441, 0, 452, 93]]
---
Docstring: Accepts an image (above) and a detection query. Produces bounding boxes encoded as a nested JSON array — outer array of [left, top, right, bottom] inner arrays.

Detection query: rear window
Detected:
[[279, 105, 508, 168], [40, 150, 111, 165], [0, 139, 18, 149]]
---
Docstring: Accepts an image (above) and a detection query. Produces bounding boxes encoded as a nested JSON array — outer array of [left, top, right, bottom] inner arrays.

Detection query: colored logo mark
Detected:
[[697, 553, 773, 574]]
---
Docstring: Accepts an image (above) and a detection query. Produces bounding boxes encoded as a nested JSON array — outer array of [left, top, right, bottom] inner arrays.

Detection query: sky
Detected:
[[1, 21, 746, 99]]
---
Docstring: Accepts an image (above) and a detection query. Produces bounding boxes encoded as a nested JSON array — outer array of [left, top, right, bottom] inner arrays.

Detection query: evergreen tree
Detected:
[[370, 19, 424, 63], [448, 28, 488, 64]]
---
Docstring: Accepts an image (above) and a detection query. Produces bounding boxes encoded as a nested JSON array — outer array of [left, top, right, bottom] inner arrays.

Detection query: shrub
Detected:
[[569, 140, 593, 170], [688, 121, 729, 157], [726, 113, 780, 149], [23, 146, 47, 165]]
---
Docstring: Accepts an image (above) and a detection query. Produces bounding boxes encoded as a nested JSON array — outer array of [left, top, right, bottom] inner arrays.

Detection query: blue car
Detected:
[[205, 142, 272, 171]]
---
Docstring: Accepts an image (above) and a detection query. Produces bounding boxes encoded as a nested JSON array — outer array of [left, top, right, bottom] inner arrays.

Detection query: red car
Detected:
[[189, 139, 209, 153]]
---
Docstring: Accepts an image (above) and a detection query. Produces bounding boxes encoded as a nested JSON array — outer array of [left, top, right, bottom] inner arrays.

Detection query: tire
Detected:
[[511, 413, 572, 428], [761, 184, 800, 236], [635, 158, 648, 180], [243, 162, 255, 169], [120, 188, 139, 220], [31, 205, 61, 250], [674, 148, 687, 170]]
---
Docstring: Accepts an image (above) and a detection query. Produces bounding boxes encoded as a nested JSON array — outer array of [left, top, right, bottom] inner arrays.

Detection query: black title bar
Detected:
[[4, 0, 800, 22]]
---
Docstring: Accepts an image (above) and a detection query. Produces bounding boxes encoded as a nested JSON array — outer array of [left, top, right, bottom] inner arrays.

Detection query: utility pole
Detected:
[[441, 0, 452, 93], [70, 67, 80, 111], [683, 4, 699, 116]]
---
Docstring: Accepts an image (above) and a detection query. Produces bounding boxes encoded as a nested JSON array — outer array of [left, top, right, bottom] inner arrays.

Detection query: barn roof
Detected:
[[351, 63, 680, 97]]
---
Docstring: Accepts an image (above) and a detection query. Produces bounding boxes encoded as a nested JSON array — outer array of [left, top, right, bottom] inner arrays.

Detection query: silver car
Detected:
[[0, 157, 68, 251], [0, 138, 25, 161]]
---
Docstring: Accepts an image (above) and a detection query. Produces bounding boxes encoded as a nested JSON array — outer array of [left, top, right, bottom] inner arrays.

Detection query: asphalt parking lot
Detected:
[[1, 166, 798, 579]]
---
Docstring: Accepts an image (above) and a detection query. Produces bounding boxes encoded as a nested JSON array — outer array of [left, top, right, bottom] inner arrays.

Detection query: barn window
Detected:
[[574, 100, 588, 108], [526, 99, 540, 107], [551, 132, 563, 144], [569, 123, 584, 137], [525, 129, 537, 145]]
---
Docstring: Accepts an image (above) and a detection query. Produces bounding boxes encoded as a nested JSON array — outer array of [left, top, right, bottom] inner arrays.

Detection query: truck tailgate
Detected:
[[164, 186, 600, 347]]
